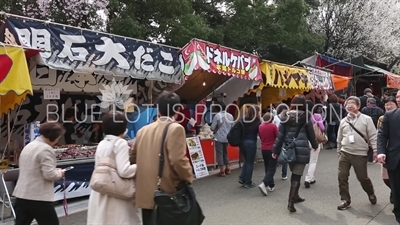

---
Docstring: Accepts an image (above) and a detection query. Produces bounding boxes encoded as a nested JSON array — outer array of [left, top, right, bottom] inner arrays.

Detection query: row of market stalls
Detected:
[[1, 12, 399, 209], [300, 53, 400, 97]]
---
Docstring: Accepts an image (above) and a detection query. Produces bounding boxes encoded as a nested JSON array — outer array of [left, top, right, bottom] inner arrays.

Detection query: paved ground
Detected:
[[59, 149, 396, 225]]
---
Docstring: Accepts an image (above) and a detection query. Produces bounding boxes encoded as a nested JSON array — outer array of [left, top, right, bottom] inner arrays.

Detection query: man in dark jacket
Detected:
[[361, 98, 384, 128], [377, 89, 400, 224], [360, 88, 383, 109], [272, 100, 318, 213]]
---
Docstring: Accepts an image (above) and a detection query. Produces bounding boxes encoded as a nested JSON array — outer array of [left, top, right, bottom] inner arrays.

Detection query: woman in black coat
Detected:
[[272, 95, 319, 213]]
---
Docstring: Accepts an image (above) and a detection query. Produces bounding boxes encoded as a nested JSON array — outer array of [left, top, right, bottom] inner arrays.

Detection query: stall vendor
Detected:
[[84, 122, 103, 144], [176, 99, 191, 132], [62, 108, 83, 144]]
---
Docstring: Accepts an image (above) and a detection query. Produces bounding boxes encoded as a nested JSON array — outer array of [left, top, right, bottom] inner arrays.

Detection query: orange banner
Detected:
[[386, 74, 400, 88], [332, 74, 350, 91]]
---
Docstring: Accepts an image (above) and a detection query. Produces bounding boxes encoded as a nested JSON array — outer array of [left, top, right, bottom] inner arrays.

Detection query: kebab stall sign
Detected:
[[179, 39, 262, 81]]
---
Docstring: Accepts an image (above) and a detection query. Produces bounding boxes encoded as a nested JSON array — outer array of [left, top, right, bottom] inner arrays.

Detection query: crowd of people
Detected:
[[11, 88, 400, 225]]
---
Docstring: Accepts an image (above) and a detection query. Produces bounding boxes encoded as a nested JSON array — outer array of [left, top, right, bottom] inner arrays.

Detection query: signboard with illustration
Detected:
[[186, 137, 209, 178], [0, 17, 182, 83], [179, 39, 262, 81], [261, 62, 312, 90], [305, 66, 334, 90]]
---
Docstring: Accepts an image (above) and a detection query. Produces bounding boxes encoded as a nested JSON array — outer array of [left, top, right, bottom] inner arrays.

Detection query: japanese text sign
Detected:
[[261, 62, 312, 90], [0, 18, 182, 84], [186, 137, 209, 178], [43, 87, 60, 100], [179, 39, 262, 81], [305, 66, 334, 90]]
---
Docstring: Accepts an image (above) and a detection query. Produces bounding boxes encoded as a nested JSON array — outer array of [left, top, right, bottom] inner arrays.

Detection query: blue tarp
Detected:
[[319, 54, 352, 67]]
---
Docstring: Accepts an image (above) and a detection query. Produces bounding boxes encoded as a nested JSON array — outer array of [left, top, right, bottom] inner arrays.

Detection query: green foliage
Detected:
[[1, 0, 325, 64]]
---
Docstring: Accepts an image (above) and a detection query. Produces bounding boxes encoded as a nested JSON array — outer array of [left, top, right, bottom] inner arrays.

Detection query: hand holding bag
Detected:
[[277, 123, 306, 164], [151, 123, 205, 225], [90, 138, 135, 200]]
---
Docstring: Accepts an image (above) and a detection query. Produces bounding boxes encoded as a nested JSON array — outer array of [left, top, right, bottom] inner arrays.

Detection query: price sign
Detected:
[[43, 87, 60, 100]]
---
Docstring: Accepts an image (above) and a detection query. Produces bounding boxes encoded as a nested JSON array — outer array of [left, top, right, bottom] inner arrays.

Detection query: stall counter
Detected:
[[186, 139, 240, 167]]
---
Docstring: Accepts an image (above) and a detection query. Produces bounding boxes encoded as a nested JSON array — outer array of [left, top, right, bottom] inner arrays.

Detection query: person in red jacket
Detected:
[[258, 112, 279, 196], [176, 99, 191, 132]]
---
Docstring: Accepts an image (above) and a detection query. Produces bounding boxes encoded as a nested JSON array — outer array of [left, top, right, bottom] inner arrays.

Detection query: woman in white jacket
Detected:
[[87, 111, 141, 225]]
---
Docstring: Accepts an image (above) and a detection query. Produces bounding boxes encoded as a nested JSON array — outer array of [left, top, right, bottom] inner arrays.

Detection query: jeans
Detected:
[[282, 163, 288, 177], [327, 124, 339, 147], [261, 150, 277, 188], [239, 139, 257, 185]]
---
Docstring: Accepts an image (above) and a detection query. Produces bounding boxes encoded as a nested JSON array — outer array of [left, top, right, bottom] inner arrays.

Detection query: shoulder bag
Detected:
[[150, 123, 205, 225], [345, 121, 374, 158], [277, 123, 306, 164], [90, 138, 135, 200], [313, 123, 327, 144]]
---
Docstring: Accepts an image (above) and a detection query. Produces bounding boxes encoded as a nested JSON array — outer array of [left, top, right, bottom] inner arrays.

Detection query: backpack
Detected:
[[227, 120, 245, 147]]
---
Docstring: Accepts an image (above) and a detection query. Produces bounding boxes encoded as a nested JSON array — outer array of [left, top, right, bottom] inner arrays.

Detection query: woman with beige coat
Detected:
[[87, 111, 141, 225]]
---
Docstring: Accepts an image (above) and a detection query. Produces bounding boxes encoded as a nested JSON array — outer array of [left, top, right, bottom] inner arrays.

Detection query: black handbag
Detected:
[[277, 123, 306, 164], [150, 123, 205, 225]]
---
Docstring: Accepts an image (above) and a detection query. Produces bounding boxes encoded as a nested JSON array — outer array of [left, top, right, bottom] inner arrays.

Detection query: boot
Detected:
[[287, 181, 297, 212], [294, 181, 305, 203]]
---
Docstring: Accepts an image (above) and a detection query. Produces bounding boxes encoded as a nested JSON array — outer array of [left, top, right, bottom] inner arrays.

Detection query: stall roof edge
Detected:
[[180, 38, 260, 58]]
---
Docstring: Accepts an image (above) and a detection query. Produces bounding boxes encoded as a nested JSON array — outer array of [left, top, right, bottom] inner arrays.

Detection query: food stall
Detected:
[[249, 61, 312, 108], [176, 39, 263, 170], [0, 14, 182, 200]]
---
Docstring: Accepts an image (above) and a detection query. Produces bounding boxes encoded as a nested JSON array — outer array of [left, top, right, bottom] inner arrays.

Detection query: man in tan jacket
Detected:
[[131, 91, 193, 225], [336, 96, 377, 210]]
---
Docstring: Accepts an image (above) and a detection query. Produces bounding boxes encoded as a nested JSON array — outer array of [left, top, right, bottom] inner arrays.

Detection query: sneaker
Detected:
[[258, 183, 268, 196], [244, 183, 256, 189], [369, 194, 377, 205], [337, 201, 351, 210], [267, 186, 275, 192], [304, 181, 310, 188], [282, 176, 288, 180], [238, 180, 244, 185]]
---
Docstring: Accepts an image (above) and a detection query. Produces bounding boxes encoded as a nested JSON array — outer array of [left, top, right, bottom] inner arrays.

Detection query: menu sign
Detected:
[[179, 39, 262, 81], [186, 137, 209, 178], [305, 66, 334, 90]]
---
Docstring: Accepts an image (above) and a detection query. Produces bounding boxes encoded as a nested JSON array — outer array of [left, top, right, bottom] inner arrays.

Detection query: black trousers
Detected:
[[261, 150, 277, 188], [14, 198, 59, 225], [388, 161, 400, 223], [142, 208, 154, 225]]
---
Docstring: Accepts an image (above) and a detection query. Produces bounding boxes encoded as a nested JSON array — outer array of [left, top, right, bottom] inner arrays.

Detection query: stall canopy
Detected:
[[0, 14, 182, 84], [0, 45, 34, 116], [301, 53, 353, 77], [364, 64, 400, 88], [250, 61, 312, 107], [176, 39, 262, 102], [213, 77, 260, 104]]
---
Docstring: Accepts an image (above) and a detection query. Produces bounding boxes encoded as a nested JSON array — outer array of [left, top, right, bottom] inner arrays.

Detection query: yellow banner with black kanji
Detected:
[[261, 62, 312, 90]]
